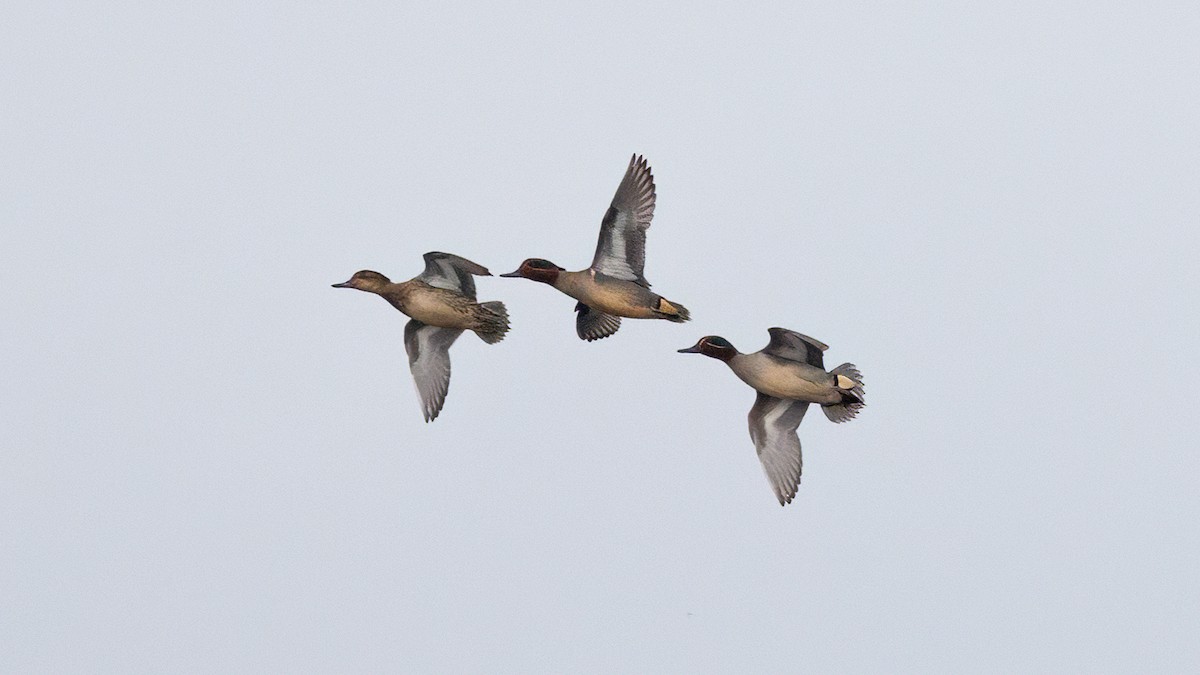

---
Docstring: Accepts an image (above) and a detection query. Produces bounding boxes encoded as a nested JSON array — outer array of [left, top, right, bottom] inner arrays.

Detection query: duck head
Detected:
[[678, 336, 739, 362], [499, 258, 565, 284], [332, 270, 391, 293]]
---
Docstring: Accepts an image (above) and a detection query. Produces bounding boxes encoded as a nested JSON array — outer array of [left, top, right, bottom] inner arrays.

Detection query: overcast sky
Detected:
[[3, 2, 1198, 672]]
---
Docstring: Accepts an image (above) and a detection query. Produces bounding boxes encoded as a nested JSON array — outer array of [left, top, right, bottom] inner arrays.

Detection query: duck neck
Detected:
[[377, 280, 413, 312], [552, 268, 587, 292]]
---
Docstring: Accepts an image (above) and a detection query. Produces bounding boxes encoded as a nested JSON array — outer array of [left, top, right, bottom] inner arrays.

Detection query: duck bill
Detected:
[[331, 280, 353, 288], [677, 345, 702, 354], [498, 270, 524, 278]]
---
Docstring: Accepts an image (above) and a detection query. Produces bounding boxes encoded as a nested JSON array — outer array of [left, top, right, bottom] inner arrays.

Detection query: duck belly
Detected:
[[588, 290, 658, 318], [402, 290, 478, 329], [558, 273, 657, 318], [733, 359, 840, 404]]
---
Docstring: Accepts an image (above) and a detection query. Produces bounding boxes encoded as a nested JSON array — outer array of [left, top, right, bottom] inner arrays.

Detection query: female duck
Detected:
[[679, 328, 864, 506], [333, 252, 509, 422], [501, 154, 690, 341]]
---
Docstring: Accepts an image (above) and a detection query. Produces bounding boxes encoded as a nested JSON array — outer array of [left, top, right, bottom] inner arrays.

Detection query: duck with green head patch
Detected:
[[679, 328, 865, 506], [332, 252, 509, 422], [500, 154, 690, 341]]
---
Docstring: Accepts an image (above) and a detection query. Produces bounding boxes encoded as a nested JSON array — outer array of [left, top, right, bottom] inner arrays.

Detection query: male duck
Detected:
[[679, 328, 865, 506], [333, 252, 509, 422], [500, 154, 690, 341]]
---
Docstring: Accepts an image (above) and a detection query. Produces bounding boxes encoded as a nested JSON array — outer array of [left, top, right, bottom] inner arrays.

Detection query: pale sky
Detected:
[[3, 2, 1198, 672]]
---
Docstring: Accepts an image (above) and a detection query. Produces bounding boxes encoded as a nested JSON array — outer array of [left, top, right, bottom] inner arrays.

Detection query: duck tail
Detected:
[[822, 363, 865, 423], [473, 301, 510, 344], [655, 297, 691, 323]]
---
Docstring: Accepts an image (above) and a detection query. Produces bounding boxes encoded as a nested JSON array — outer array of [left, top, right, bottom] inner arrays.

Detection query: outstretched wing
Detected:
[[403, 319, 464, 422], [748, 392, 810, 506], [590, 154, 656, 288], [575, 302, 622, 341], [762, 327, 828, 369], [418, 251, 491, 300]]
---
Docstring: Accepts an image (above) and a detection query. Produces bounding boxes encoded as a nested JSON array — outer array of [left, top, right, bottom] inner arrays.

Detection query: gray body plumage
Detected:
[[728, 352, 843, 406]]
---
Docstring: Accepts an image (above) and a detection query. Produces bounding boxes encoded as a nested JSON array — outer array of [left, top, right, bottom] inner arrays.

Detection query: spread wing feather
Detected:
[[403, 320, 463, 422], [763, 327, 828, 369], [418, 252, 490, 299], [748, 392, 810, 506], [575, 302, 622, 341], [590, 154, 656, 288]]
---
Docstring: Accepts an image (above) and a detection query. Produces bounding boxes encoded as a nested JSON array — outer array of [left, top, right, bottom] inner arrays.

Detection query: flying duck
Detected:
[[501, 154, 690, 341], [333, 252, 509, 422], [679, 328, 865, 505]]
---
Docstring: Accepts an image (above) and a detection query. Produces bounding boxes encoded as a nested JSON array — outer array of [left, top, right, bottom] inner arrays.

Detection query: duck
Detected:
[[678, 327, 865, 505], [332, 252, 509, 422], [500, 154, 690, 341]]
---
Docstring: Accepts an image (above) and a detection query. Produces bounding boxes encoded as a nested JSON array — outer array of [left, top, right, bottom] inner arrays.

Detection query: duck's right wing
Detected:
[[574, 302, 622, 341], [403, 319, 464, 422], [748, 391, 810, 506], [590, 154, 656, 288], [418, 251, 491, 300], [762, 327, 828, 369]]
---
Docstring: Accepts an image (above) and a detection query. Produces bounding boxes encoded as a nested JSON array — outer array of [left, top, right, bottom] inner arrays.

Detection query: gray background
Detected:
[[3, 2, 1197, 672]]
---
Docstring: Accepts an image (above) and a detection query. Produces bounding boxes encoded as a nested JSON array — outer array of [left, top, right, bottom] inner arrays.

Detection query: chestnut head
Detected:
[[499, 258, 565, 284], [678, 336, 739, 362]]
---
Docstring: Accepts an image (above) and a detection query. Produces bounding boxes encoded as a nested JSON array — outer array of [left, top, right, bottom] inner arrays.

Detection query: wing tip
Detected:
[[627, 153, 652, 178], [775, 483, 798, 506]]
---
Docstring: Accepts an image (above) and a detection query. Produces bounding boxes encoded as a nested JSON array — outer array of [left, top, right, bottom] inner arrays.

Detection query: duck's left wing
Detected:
[[575, 302, 622, 341], [763, 327, 828, 369], [418, 252, 491, 300], [403, 319, 464, 422], [590, 154, 656, 288], [748, 391, 810, 506]]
